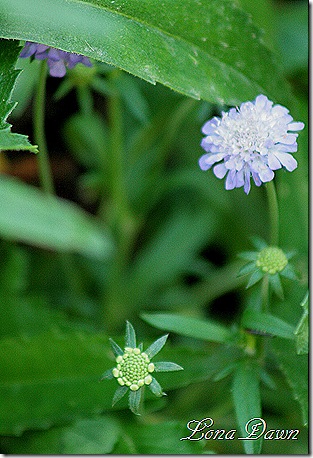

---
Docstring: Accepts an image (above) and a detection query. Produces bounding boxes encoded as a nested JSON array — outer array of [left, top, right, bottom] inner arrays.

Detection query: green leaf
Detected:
[[125, 321, 136, 348], [0, 129, 38, 153], [237, 262, 257, 277], [0, 0, 292, 104], [0, 39, 37, 152], [0, 176, 113, 258], [116, 421, 204, 454], [154, 362, 183, 372], [142, 312, 232, 343], [1, 416, 121, 454], [246, 269, 263, 288], [128, 388, 142, 415], [232, 361, 262, 454], [109, 338, 124, 357], [242, 309, 295, 339], [61, 416, 120, 454], [148, 377, 164, 397], [272, 338, 308, 425], [145, 334, 168, 358], [294, 292, 309, 355], [0, 330, 117, 435], [112, 385, 128, 406]]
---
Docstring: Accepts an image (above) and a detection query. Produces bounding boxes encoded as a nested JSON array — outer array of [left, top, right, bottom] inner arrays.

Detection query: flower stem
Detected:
[[100, 70, 137, 330], [33, 61, 84, 298], [33, 61, 55, 195], [265, 181, 279, 246]]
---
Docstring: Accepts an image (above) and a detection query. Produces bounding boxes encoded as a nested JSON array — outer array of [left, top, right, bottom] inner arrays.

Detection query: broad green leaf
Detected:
[[0, 329, 238, 435], [116, 421, 204, 454], [294, 292, 309, 355], [1, 416, 121, 454], [232, 361, 262, 454], [126, 206, 217, 306], [0, 176, 113, 258], [0, 330, 114, 435], [0, 39, 37, 152], [142, 312, 232, 343], [272, 338, 308, 426], [275, 2, 308, 73], [242, 309, 295, 339], [61, 416, 120, 454], [0, 0, 292, 105]]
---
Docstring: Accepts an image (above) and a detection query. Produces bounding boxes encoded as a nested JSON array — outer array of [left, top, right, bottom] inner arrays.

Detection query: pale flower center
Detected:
[[256, 246, 288, 274], [217, 110, 272, 157], [112, 348, 155, 391]]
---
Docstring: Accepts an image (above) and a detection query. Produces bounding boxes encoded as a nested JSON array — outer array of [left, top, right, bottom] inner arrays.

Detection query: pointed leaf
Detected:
[[142, 312, 232, 343], [237, 262, 257, 277], [109, 338, 124, 357], [128, 388, 142, 415], [272, 339, 308, 425], [154, 362, 183, 372], [0, 0, 292, 104], [112, 386, 128, 406], [100, 368, 114, 380], [242, 309, 295, 339], [294, 292, 309, 355], [232, 361, 262, 454], [237, 251, 258, 261], [148, 377, 164, 397], [0, 39, 37, 152], [125, 321, 136, 348], [246, 269, 263, 288], [145, 334, 168, 358], [269, 273, 284, 299], [0, 176, 113, 258], [281, 264, 298, 281]]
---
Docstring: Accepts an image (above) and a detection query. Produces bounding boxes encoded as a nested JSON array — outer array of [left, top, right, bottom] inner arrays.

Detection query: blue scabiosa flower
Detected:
[[20, 41, 92, 77], [199, 95, 304, 194], [101, 321, 183, 415]]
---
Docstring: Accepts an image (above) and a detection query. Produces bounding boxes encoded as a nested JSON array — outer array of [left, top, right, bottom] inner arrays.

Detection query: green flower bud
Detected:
[[256, 246, 288, 275], [112, 348, 155, 391]]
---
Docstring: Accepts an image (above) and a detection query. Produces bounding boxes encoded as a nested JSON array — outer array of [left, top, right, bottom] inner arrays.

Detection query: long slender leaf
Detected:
[[272, 339, 308, 426], [142, 312, 232, 343], [232, 361, 262, 454], [242, 309, 295, 339], [0, 0, 292, 104], [0, 176, 113, 258]]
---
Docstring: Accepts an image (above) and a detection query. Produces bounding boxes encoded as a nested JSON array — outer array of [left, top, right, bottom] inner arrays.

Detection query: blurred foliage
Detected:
[[0, 0, 308, 454]]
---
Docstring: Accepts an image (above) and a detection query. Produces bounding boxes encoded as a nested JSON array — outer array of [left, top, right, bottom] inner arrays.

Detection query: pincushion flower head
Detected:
[[238, 237, 298, 298], [199, 94, 304, 194], [101, 321, 183, 415], [20, 41, 92, 77]]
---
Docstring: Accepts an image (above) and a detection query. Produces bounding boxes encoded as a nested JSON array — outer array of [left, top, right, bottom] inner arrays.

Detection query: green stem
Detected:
[[265, 181, 279, 246], [100, 70, 136, 330], [76, 85, 93, 116], [261, 274, 269, 313], [33, 61, 84, 298], [33, 61, 55, 195]]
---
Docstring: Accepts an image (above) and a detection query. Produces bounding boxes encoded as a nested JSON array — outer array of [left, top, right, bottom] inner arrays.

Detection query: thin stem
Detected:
[[100, 70, 136, 330], [261, 274, 269, 313], [265, 181, 279, 246], [33, 61, 55, 195], [33, 61, 84, 299], [76, 85, 94, 116]]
